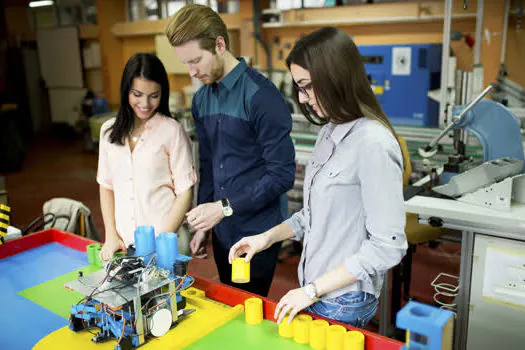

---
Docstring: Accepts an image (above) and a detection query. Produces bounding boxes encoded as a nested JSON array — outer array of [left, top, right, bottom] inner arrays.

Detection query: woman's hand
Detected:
[[274, 287, 317, 324], [190, 230, 209, 259], [228, 233, 271, 264], [99, 234, 125, 261]]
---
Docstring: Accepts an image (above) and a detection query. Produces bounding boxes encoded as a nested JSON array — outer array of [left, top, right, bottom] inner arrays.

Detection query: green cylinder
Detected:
[[86, 244, 100, 265], [94, 244, 103, 267]]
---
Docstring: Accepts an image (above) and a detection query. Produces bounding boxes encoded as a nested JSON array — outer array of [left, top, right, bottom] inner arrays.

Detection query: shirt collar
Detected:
[[219, 57, 247, 91], [330, 118, 361, 145], [144, 112, 162, 129]]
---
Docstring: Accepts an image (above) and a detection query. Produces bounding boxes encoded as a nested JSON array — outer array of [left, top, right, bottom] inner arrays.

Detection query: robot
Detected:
[[66, 245, 193, 350]]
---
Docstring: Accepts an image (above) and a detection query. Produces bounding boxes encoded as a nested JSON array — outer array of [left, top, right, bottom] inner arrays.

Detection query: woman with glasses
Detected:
[[228, 27, 407, 328]]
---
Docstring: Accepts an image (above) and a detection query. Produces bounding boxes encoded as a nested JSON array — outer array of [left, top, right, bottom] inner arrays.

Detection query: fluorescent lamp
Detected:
[[29, 1, 54, 8]]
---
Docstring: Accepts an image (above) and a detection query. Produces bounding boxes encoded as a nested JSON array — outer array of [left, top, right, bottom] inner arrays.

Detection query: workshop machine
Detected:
[[66, 240, 193, 350], [359, 43, 442, 127], [416, 84, 525, 186]]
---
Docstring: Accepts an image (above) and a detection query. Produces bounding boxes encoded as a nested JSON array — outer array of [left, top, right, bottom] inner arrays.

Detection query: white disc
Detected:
[[149, 308, 172, 337]]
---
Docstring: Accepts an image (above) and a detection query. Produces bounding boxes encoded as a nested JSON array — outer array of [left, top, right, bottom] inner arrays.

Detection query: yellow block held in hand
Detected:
[[231, 258, 250, 283], [310, 319, 329, 350], [278, 316, 294, 338], [293, 314, 313, 344], [327, 325, 347, 350], [245, 297, 263, 325], [345, 330, 365, 350]]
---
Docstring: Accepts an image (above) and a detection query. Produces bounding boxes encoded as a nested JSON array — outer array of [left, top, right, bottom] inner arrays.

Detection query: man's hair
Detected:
[[165, 4, 229, 52]]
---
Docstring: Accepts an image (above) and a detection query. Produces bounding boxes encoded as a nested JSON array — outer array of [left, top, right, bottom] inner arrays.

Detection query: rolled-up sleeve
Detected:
[[96, 121, 114, 190], [284, 208, 307, 241], [169, 123, 197, 195], [344, 138, 407, 284]]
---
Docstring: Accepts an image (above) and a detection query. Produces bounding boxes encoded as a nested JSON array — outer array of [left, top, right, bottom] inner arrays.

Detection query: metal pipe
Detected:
[[473, 0, 484, 65], [253, 0, 272, 80], [428, 85, 493, 149], [501, 0, 511, 64], [439, 0, 453, 125]]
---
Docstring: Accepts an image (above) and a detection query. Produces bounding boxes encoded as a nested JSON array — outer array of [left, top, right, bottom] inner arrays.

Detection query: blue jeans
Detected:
[[306, 291, 378, 328]]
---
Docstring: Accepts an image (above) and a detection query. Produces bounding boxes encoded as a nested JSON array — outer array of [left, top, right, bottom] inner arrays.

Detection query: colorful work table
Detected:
[[0, 229, 403, 350]]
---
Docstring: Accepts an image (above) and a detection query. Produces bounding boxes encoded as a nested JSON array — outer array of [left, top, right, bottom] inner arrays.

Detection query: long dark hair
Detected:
[[286, 27, 397, 138], [109, 52, 171, 145]]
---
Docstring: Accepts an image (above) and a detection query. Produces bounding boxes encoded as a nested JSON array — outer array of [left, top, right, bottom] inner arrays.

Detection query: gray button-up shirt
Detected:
[[285, 117, 407, 299]]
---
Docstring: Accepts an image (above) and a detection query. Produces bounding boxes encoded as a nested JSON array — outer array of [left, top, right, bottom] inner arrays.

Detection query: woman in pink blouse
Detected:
[[97, 53, 197, 261]]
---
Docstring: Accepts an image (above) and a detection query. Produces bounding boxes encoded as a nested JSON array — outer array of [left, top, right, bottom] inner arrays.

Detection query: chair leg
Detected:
[[403, 245, 414, 301], [390, 263, 403, 326]]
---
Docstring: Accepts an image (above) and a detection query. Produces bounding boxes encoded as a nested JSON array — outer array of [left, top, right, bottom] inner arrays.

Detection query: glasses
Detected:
[[293, 82, 313, 99]]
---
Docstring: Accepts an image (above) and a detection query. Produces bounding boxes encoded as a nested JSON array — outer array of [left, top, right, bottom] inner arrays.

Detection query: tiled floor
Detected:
[[3, 135, 460, 335]]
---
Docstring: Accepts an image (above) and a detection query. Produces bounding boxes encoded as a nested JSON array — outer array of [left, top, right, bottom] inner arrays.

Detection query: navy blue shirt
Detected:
[[191, 59, 295, 248]]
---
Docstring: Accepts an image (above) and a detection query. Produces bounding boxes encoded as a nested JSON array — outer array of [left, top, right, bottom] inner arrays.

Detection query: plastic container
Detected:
[[94, 245, 102, 267], [310, 319, 329, 350], [293, 314, 313, 344], [344, 330, 365, 350], [244, 297, 263, 325], [134, 225, 156, 264], [86, 243, 100, 265], [231, 257, 250, 283], [327, 325, 346, 350], [156, 232, 178, 272], [278, 316, 294, 338]]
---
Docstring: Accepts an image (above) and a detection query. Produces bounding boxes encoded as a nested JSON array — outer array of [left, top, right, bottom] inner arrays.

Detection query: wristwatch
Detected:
[[221, 198, 233, 217], [304, 283, 319, 301]]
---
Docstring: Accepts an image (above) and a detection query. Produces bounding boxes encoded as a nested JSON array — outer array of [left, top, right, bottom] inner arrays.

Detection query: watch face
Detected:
[[223, 206, 233, 217], [305, 284, 315, 299]]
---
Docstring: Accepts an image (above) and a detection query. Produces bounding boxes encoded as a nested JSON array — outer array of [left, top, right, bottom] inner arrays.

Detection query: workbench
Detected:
[[0, 229, 403, 350]]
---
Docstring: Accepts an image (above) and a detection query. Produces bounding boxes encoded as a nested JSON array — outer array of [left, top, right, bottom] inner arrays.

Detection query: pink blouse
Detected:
[[97, 113, 197, 246]]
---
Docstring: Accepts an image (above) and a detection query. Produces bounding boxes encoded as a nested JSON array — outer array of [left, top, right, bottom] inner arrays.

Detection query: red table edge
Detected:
[[0, 229, 403, 350]]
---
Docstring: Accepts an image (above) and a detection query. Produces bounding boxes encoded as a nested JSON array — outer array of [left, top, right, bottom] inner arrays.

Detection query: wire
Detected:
[[148, 276, 186, 312]]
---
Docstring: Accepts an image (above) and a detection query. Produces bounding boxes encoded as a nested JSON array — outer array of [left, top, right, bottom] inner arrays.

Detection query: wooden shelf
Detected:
[[78, 24, 99, 40], [263, 13, 476, 28], [262, 1, 477, 28], [112, 13, 241, 37]]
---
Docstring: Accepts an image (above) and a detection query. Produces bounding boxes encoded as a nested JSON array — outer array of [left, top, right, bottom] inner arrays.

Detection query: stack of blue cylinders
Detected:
[[156, 232, 178, 273], [134, 225, 156, 264]]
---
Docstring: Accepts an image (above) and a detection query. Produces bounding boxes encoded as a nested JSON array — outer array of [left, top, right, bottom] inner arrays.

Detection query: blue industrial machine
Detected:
[[359, 43, 442, 127], [418, 85, 525, 184], [66, 231, 193, 350]]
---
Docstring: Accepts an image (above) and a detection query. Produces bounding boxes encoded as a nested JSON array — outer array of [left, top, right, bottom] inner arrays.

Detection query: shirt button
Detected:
[[130, 196, 134, 201], [220, 164, 223, 169], [221, 186, 224, 190]]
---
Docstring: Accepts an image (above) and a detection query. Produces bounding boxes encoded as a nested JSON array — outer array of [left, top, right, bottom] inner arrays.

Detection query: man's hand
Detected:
[[190, 230, 209, 259], [186, 201, 224, 232]]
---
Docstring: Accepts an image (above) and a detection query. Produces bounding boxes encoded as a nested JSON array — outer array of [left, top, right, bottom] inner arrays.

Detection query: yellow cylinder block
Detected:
[[293, 314, 313, 344], [278, 316, 294, 338], [345, 330, 365, 350], [231, 258, 250, 283], [310, 319, 329, 350], [327, 325, 347, 350], [245, 297, 263, 325]]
